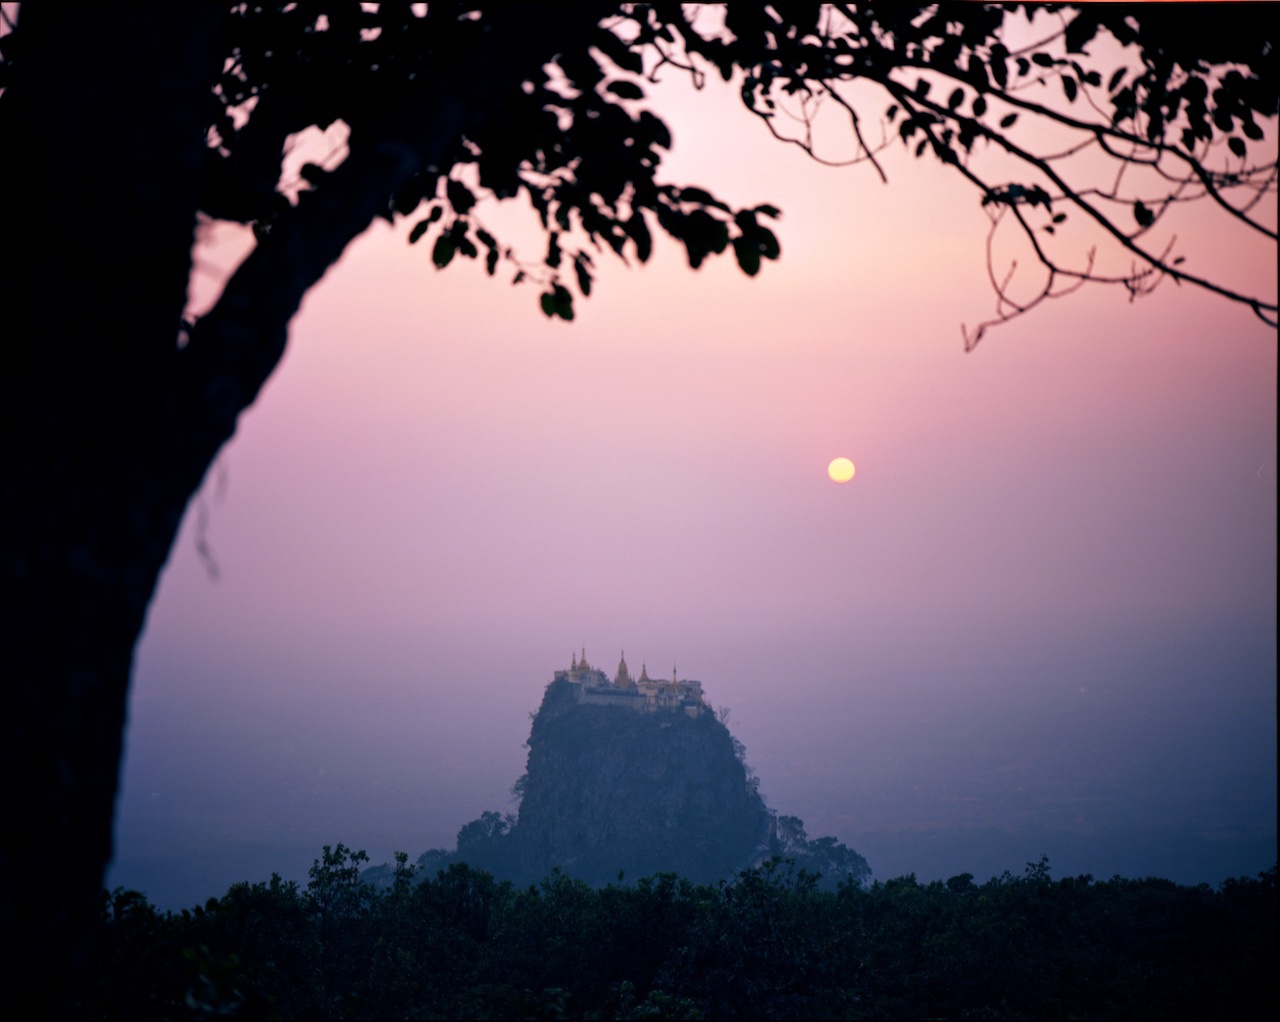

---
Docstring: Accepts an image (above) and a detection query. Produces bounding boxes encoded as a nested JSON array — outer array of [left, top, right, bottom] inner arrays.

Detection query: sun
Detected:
[[827, 457, 856, 483]]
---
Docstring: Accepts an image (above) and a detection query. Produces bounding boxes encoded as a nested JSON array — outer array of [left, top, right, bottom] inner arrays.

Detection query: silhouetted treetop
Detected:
[[677, 2, 1277, 342], [145, 2, 1278, 339]]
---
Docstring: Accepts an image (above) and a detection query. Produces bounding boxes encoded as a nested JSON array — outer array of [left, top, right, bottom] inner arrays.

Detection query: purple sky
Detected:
[[110, 59, 1276, 906]]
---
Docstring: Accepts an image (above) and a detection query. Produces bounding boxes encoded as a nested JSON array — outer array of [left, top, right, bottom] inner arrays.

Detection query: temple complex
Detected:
[[552, 648, 706, 717]]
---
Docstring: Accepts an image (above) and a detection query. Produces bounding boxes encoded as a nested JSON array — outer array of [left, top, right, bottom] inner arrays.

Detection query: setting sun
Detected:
[[828, 457, 856, 483]]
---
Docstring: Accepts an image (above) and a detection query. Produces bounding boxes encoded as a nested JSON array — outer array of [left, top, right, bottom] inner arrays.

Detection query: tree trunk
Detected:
[[1, 3, 616, 1010], [0, 5, 226, 1009]]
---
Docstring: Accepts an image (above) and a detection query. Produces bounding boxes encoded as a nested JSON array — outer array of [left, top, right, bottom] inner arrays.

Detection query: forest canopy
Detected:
[[85, 852, 1278, 1019]]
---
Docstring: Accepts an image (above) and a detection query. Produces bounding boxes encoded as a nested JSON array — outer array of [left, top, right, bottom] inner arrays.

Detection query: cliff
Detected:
[[396, 671, 870, 889], [502, 678, 772, 884]]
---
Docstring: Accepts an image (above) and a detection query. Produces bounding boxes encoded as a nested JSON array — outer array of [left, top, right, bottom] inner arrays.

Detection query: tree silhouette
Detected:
[[1, 3, 1274, 1008]]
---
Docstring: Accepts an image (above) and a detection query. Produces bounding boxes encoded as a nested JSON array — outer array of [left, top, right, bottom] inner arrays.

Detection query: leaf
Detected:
[[947, 88, 964, 111], [677, 186, 728, 210], [989, 43, 1009, 89], [972, 95, 987, 117], [1052, 213, 1067, 224], [602, 223, 627, 257], [1031, 52, 1054, 68], [1062, 76, 1078, 102], [1133, 200, 1154, 227], [967, 55, 991, 91], [593, 28, 644, 74], [733, 236, 761, 277], [408, 219, 432, 244], [546, 232, 562, 269], [637, 110, 672, 150], [626, 213, 652, 262], [540, 291, 557, 317], [1064, 12, 1101, 54], [432, 235, 456, 268], [1228, 136, 1246, 157], [553, 283, 574, 320], [574, 254, 592, 296], [446, 179, 476, 214], [999, 112, 1018, 129], [757, 225, 780, 260], [605, 80, 644, 100], [684, 208, 729, 258], [298, 162, 326, 185], [885, 103, 899, 122], [1107, 67, 1126, 93]]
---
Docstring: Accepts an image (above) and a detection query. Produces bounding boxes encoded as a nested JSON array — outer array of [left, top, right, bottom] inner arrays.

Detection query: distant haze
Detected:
[[111, 64, 1275, 909]]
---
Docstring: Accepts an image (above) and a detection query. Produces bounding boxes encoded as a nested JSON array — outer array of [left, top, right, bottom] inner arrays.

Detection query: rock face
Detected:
[[395, 672, 872, 890], [440, 678, 773, 886], [509, 678, 772, 884]]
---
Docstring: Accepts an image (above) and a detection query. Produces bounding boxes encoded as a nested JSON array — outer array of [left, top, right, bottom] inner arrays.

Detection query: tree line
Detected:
[[82, 848, 1275, 1019]]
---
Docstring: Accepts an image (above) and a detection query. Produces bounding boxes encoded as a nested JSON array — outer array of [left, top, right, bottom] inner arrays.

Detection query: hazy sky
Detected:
[[110, 46, 1276, 908]]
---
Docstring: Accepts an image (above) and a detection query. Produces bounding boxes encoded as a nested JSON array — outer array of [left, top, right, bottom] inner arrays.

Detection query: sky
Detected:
[[109, 35, 1276, 908]]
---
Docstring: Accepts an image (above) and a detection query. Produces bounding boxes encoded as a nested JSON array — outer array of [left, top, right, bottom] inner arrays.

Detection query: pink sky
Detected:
[[112, 50, 1276, 904]]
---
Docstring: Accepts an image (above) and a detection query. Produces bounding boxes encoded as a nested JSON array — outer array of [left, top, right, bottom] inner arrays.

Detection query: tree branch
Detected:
[[889, 81, 1278, 327], [174, 3, 616, 487]]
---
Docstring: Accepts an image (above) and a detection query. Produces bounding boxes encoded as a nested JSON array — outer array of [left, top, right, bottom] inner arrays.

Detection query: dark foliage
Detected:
[[82, 854, 1277, 1019]]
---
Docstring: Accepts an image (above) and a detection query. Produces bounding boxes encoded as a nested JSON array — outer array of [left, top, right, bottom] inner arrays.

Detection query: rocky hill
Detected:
[[510, 677, 772, 883], [378, 670, 870, 889]]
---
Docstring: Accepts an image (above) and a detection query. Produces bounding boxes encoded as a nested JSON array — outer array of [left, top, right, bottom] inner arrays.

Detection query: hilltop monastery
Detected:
[[554, 649, 706, 717]]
